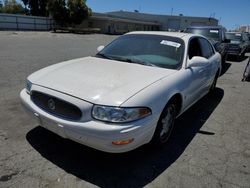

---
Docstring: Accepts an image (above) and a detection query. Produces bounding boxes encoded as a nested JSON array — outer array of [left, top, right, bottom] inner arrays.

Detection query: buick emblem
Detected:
[[48, 99, 56, 111]]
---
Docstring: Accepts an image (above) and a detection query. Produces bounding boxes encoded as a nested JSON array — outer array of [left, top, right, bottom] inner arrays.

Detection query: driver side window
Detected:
[[188, 38, 202, 59], [199, 38, 214, 59]]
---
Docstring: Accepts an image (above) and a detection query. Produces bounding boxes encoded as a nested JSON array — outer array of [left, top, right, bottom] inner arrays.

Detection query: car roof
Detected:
[[186, 25, 223, 29], [126, 31, 197, 39]]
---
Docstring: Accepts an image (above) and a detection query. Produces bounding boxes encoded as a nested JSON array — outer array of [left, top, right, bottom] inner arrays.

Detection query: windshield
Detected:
[[96, 34, 184, 70], [186, 28, 220, 41], [226, 33, 242, 42]]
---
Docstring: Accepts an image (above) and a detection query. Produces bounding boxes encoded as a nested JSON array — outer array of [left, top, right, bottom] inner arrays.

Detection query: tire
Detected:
[[210, 71, 219, 92], [151, 102, 176, 145]]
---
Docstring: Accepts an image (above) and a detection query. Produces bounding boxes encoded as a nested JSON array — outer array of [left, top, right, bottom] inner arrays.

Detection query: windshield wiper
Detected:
[[96, 53, 114, 60], [131, 60, 158, 67], [119, 57, 158, 67], [96, 54, 157, 67]]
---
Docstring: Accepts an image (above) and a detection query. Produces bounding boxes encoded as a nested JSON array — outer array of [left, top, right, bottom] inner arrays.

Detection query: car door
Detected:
[[198, 37, 217, 92], [184, 37, 215, 106], [242, 34, 250, 53], [184, 37, 207, 104]]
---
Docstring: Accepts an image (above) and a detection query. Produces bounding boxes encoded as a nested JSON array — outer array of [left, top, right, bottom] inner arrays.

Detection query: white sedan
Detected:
[[20, 31, 221, 153]]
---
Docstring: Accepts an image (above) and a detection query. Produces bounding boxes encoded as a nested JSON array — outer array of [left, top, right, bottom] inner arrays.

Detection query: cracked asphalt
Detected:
[[0, 32, 250, 188]]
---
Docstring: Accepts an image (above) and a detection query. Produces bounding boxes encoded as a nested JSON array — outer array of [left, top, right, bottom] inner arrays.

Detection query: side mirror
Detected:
[[97, 45, 105, 52], [187, 56, 209, 68], [245, 53, 250, 57]]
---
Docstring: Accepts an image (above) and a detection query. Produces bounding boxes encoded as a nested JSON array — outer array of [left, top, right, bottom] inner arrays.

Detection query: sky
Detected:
[[85, 0, 250, 30], [16, 0, 250, 30]]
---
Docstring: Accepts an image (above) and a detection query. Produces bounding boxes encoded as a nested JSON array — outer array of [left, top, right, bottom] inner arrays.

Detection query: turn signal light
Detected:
[[112, 139, 134, 145]]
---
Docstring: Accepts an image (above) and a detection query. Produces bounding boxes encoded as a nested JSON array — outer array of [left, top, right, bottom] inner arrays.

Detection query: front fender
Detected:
[[120, 71, 187, 118]]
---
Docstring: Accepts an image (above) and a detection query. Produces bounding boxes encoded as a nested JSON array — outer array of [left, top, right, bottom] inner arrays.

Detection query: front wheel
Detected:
[[151, 102, 176, 145]]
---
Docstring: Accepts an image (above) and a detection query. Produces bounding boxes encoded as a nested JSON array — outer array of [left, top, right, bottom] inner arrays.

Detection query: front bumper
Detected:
[[226, 44, 242, 56], [20, 89, 157, 153], [227, 49, 241, 55]]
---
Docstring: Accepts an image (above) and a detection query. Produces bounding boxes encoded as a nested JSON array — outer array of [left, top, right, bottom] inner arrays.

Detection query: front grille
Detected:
[[227, 44, 240, 54], [31, 91, 82, 121], [228, 44, 240, 50]]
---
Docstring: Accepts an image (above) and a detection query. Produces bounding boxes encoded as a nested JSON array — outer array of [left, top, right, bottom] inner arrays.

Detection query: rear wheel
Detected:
[[151, 102, 176, 145]]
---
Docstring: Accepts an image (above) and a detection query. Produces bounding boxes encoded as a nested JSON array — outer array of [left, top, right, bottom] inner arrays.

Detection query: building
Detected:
[[80, 12, 160, 34], [80, 11, 218, 34], [0, 11, 219, 33], [238, 25, 250, 33]]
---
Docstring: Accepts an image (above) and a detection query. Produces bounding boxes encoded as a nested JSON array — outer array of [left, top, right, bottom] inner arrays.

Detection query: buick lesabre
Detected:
[[20, 32, 221, 153]]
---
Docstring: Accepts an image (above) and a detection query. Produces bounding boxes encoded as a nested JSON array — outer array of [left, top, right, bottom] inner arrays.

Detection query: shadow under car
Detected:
[[220, 62, 232, 76], [26, 88, 224, 188]]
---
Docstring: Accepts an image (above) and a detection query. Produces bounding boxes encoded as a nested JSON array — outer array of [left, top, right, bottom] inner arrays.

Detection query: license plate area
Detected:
[[40, 117, 66, 138]]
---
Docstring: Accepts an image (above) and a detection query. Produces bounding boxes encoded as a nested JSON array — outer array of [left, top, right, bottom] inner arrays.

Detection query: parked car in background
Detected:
[[246, 33, 250, 40], [20, 32, 221, 153], [185, 26, 229, 63], [225, 32, 250, 59]]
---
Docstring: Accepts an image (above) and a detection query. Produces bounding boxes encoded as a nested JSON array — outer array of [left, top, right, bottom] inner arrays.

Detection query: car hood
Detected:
[[29, 56, 177, 106]]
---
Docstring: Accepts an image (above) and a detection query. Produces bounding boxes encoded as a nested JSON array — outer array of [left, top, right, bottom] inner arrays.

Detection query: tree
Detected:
[[67, 0, 91, 25], [1, 0, 25, 14], [21, 0, 48, 16], [17, 0, 91, 25], [48, 0, 91, 26], [0, 0, 3, 13], [47, 0, 69, 26]]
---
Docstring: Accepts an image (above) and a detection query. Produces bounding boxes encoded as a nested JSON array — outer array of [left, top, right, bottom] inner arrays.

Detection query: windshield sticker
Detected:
[[236, 33, 241, 36], [210, 30, 219, 33], [160, 40, 181, 48]]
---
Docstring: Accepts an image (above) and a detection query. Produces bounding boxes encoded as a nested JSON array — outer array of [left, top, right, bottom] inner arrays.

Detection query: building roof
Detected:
[[186, 25, 225, 29], [92, 12, 160, 26], [126, 31, 196, 39], [107, 11, 218, 22]]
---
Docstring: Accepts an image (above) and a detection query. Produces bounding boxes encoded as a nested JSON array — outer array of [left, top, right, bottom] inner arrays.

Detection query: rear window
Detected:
[[226, 33, 242, 41], [186, 28, 220, 41]]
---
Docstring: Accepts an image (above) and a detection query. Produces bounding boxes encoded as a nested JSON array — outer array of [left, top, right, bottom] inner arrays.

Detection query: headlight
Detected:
[[26, 80, 32, 94], [92, 105, 151, 123]]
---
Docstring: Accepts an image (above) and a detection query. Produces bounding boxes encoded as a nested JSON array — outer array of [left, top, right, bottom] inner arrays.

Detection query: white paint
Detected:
[[20, 31, 221, 153]]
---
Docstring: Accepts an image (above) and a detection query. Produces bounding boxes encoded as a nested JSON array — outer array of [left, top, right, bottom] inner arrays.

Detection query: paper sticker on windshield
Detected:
[[210, 30, 219, 33], [160, 40, 181, 48], [236, 33, 241, 36]]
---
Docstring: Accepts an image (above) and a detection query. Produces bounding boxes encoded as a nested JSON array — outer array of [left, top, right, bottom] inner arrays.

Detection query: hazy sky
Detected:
[[17, 0, 250, 30]]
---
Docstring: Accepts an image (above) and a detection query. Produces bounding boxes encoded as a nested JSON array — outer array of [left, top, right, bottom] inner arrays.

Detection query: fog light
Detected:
[[112, 139, 134, 145]]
